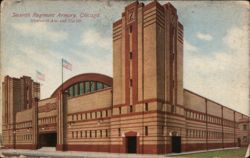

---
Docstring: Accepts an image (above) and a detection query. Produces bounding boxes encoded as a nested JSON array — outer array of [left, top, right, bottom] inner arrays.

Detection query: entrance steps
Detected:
[[38, 147, 56, 152]]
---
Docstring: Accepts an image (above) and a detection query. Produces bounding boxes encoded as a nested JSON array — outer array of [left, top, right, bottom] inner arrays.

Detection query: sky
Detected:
[[0, 0, 249, 132]]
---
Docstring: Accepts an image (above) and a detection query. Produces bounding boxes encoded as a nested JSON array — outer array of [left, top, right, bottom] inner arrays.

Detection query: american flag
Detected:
[[62, 58, 72, 71], [36, 70, 45, 81]]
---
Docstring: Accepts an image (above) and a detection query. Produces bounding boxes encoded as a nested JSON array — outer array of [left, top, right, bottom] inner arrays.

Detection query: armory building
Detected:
[[2, 1, 250, 154]]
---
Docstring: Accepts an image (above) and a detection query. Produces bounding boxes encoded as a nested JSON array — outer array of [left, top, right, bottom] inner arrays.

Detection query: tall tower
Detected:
[[2, 76, 40, 148], [113, 1, 183, 109], [112, 1, 184, 154]]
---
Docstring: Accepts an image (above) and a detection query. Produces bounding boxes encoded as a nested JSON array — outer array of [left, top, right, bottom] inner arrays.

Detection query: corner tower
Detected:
[[112, 1, 184, 154], [113, 1, 183, 108]]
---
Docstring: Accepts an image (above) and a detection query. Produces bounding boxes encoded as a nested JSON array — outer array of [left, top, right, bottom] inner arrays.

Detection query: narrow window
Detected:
[[90, 81, 96, 92], [129, 25, 132, 33], [90, 130, 92, 138], [129, 105, 133, 113], [145, 126, 148, 136], [130, 79, 133, 87], [79, 82, 84, 95], [106, 110, 108, 117], [130, 52, 133, 59], [119, 107, 121, 114], [95, 130, 97, 138], [145, 103, 148, 111], [74, 84, 78, 96], [84, 81, 90, 93], [80, 131, 82, 138], [106, 129, 108, 137], [100, 130, 102, 137], [85, 130, 87, 138], [118, 128, 121, 136]]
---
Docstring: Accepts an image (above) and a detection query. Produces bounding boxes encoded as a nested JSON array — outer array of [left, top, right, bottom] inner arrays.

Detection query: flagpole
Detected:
[[62, 58, 63, 93]]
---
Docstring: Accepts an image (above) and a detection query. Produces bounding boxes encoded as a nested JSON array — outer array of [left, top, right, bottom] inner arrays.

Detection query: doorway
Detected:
[[126, 136, 137, 153], [172, 136, 181, 153], [39, 133, 57, 147]]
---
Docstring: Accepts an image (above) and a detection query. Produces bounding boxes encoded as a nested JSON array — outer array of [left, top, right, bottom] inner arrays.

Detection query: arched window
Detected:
[[65, 81, 110, 97]]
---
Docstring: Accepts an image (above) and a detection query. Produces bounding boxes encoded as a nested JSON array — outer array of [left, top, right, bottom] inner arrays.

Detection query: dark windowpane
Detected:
[[69, 86, 74, 96], [84, 82, 90, 93], [79, 82, 84, 95], [96, 82, 104, 90], [130, 52, 132, 59], [90, 81, 95, 92], [74, 84, 78, 96]]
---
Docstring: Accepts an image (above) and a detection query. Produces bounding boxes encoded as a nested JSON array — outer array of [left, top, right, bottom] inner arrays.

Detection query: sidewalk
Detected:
[[0, 147, 240, 158]]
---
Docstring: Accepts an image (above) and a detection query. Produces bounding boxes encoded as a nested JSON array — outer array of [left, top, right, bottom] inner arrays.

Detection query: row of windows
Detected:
[[16, 134, 32, 141], [66, 81, 110, 97], [117, 103, 149, 114], [72, 129, 109, 139], [39, 116, 57, 125], [70, 110, 109, 122], [186, 129, 222, 138], [186, 129, 234, 139], [186, 111, 235, 127], [16, 122, 32, 129]]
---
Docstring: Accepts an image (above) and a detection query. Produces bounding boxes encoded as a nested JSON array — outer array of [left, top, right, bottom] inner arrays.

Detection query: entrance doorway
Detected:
[[172, 136, 181, 153], [39, 133, 57, 147], [126, 136, 137, 153]]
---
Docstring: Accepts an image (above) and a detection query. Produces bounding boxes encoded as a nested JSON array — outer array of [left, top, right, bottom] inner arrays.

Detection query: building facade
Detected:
[[2, 1, 250, 154]]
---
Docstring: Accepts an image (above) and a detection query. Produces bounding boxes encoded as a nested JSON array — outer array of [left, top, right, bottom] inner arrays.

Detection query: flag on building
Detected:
[[62, 58, 72, 71], [36, 70, 45, 81]]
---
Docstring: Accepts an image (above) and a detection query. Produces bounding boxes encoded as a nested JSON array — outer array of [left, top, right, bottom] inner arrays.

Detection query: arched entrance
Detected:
[[170, 131, 181, 153], [124, 131, 138, 154]]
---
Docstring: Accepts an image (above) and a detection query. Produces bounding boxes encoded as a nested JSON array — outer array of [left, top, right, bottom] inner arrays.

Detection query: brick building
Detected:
[[2, 1, 250, 154]]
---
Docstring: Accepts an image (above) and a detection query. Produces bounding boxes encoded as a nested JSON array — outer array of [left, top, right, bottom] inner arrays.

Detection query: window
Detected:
[[96, 82, 104, 90], [69, 86, 74, 96], [100, 130, 102, 137], [84, 82, 90, 93], [106, 110, 108, 117], [145, 126, 148, 136], [90, 81, 95, 92], [119, 107, 121, 114], [79, 82, 84, 95], [95, 130, 97, 138], [145, 103, 148, 111], [90, 130, 92, 138], [129, 105, 133, 113], [80, 131, 83, 138], [106, 129, 108, 137], [85, 131, 87, 138], [130, 52, 133, 59], [129, 25, 132, 33], [118, 128, 121, 136], [130, 79, 133, 87], [243, 124, 247, 130], [74, 84, 79, 96]]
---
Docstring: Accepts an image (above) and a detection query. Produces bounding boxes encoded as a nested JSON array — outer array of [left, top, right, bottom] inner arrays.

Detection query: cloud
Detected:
[[12, 22, 68, 42], [184, 25, 249, 115], [196, 32, 213, 41], [80, 29, 112, 51]]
